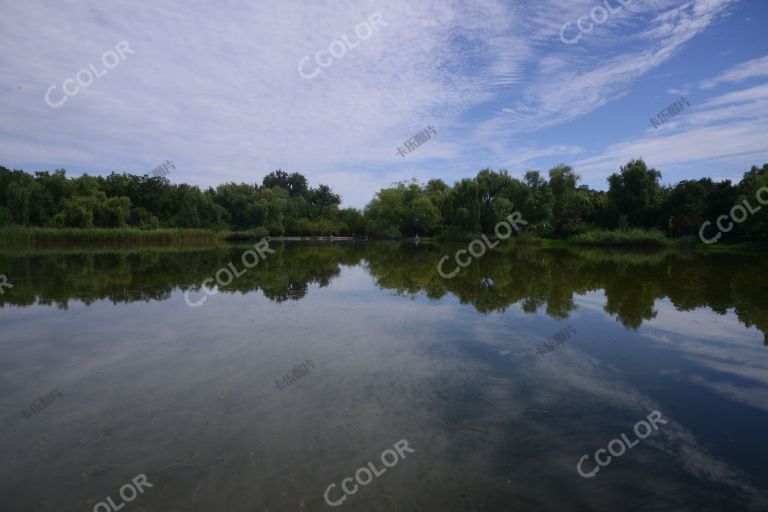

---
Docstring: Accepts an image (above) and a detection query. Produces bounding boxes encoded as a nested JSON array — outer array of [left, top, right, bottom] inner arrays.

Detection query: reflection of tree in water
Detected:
[[230, 244, 351, 302], [0, 251, 177, 308], [708, 256, 768, 346], [1, 243, 766, 344], [0, 244, 355, 308], [362, 243, 768, 343]]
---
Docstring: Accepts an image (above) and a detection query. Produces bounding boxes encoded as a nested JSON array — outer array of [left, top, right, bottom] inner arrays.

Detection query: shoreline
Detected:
[[0, 227, 764, 252]]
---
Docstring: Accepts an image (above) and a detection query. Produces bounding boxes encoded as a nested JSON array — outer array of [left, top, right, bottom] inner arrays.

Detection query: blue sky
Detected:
[[1, 0, 767, 207]]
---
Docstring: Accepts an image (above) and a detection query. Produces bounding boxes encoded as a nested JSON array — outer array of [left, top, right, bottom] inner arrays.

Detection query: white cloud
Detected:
[[699, 55, 768, 88], [571, 78, 768, 183], [489, 0, 736, 134], [0, 0, 530, 203], [0, 0, 753, 206]]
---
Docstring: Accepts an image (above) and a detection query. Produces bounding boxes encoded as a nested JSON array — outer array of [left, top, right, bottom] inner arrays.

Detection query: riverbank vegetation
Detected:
[[569, 229, 671, 247], [0, 227, 221, 246], [1, 160, 766, 245]]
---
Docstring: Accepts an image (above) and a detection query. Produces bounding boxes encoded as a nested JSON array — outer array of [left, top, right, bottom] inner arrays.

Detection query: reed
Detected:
[[569, 229, 672, 247], [0, 227, 221, 246]]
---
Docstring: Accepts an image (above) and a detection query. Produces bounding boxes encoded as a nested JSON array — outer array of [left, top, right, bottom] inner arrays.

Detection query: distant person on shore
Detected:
[[415, 233, 420, 246]]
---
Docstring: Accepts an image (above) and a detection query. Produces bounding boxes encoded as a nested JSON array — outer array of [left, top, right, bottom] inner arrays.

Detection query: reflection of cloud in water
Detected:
[[3, 247, 768, 510], [440, 305, 768, 510], [320, 265, 373, 292], [575, 293, 768, 412], [644, 298, 761, 344], [571, 290, 607, 313], [632, 299, 768, 412], [531, 350, 767, 509]]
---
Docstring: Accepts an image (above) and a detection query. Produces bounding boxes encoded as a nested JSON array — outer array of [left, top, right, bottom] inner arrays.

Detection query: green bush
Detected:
[[0, 227, 219, 246], [569, 229, 671, 247], [0, 207, 13, 227], [221, 227, 270, 241]]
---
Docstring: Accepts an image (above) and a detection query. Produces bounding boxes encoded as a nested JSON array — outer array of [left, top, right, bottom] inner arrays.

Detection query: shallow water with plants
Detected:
[[1, 242, 767, 511]]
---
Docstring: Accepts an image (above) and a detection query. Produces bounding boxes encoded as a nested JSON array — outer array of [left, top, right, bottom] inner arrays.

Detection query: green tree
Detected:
[[548, 164, 584, 235], [607, 159, 663, 229]]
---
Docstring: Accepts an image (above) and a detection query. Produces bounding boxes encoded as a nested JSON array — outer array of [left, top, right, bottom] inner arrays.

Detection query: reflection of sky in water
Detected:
[[0, 257, 767, 511]]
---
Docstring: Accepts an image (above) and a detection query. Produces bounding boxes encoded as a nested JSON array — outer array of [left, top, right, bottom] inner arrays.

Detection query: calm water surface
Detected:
[[1, 242, 767, 511]]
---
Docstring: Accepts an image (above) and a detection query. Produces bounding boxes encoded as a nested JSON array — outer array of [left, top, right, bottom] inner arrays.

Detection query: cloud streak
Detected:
[[0, 0, 761, 206]]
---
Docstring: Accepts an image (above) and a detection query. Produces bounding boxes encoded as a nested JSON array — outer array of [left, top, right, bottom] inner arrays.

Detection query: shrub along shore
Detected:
[[1, 226, 763, 252], [0, 227, 219, 246], [0, 227, 260, 246]]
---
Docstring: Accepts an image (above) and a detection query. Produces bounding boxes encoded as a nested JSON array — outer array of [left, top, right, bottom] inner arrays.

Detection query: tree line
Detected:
[[1, 160, 766, 241]]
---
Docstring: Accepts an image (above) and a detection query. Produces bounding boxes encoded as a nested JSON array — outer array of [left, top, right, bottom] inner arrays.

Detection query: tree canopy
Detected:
[[1, 160, 766, 242]]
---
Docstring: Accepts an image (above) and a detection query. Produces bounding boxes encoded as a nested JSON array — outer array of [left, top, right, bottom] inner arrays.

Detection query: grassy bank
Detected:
[[219, 227, 270, 242], [0, 227, 357, 247], [0, 227, 222, 246], [694, 239, 768, 254], [568, 229, 672, 247], [2, 227, 762, 253], [435, 228, 672, 248]]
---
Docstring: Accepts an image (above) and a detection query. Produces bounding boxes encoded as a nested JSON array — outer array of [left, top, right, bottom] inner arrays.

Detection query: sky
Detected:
[[1, 0, 767, 208]]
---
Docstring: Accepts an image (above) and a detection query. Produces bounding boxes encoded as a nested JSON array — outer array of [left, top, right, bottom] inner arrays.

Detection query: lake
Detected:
[[1, 242, 767, 511]]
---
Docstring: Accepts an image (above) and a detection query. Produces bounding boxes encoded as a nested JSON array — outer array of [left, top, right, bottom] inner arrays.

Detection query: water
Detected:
[[1, 242, 767, 511]]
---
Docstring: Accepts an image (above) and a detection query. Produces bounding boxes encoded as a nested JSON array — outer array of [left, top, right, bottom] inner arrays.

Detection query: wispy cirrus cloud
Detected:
[[0, 0, 528, 195], [492, 0, 736, 134], [571, 63, 768, 182], [0, 0, 759, 206], [699, 55, 768, 88]]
